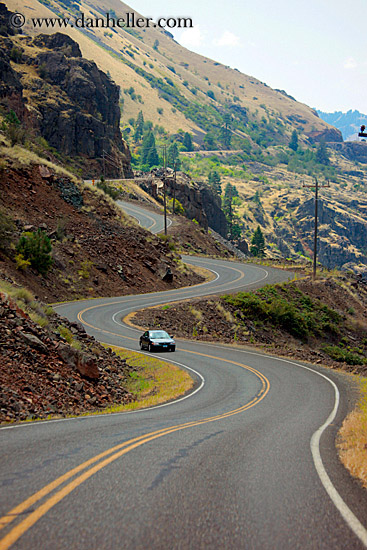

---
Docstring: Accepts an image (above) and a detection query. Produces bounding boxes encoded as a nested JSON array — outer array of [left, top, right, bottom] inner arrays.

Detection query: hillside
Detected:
[[2, 0, 367, 276], [0, 285, 135, 422], [0, 7, 131, 178], [131, 272, 367, 376], [317, 109, 367, 141], [0, 148, 204, 302], [5, 0, 341, 147], [175, 148, 367, 272]]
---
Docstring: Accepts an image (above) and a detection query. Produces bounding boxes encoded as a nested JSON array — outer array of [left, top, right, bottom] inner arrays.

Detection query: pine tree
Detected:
[[208, 171, 221, 196], [316, 140, 330, 165], [141, 131, 159, 167], [223, 183, 241, 240], [135, 110, 144, 141], [203, 132, 216, 151], [289, 130, 298, 152], [183, 132, 194, 152], [168, 143, 179, 167], [221, 113, 232, 149], [250, 226, 266, 257]]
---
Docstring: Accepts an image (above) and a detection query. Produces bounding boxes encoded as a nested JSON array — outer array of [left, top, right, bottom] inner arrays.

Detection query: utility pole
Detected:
[[172, 161, 177, 215], [162, 145, 167, 235], [303, 177, 329, 281]]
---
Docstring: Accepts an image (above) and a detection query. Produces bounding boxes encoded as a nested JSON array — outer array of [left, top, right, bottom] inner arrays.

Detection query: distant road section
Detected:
[[116, 199, 172, 234]]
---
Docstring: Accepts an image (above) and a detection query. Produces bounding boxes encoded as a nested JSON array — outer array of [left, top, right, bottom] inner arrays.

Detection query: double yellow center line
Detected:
[[1, 277, 270, 548], [0, 353, 269, 550]]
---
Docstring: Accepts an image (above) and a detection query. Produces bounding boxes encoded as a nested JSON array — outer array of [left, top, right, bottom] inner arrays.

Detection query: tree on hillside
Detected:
[[223, 183, 242, 240], [221, 113, 232, 149], [208, 170, 221, 196], [289, 130, 298, 152], [224, 182, 238, 200], [141, 131, 159, 167], [134, 110, 144, 141], [2, 109, 25, 147], [168, 142, 179, 167], [250, 226, 266, 257], [183, 132, 194, 152], [253, 190, 262, 206], [203, 132, 216, 151], [316, 140, 330, 165]]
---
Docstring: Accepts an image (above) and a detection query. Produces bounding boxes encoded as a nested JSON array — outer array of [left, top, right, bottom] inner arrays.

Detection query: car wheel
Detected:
[[170, 346, 176, 352], [140, 341, 144, 350], [148, 343, 153, 352]]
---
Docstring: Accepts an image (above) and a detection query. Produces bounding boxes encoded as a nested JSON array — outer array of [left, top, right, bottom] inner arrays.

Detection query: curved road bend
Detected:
[[116, 199, 172, 234], [1, 210, 367, 549]]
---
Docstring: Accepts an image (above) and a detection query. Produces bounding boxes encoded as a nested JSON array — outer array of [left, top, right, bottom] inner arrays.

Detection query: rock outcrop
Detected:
[[294, 198, 367, 270], [0, 9, 132, 178], [0, 290, 135, 423], [169, 175, 228, 237], [327, 141, 367, 163], [308, 127, 343, 143]]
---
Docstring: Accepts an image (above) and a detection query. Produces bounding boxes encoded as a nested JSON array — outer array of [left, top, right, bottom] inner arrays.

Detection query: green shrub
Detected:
[[0, 208, 15, 251], [96, 179, 119, 200], [323, 345, 366, 365], [16, 230, 53, 276], [78, 259, 93, 279], [224, 285, 341, 340], [57, 325, 73, 344]]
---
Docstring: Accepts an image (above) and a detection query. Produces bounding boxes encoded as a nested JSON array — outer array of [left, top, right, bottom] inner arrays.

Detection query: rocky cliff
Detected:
[[327, 142, 367, 163], [295, 198, 367, 270], [171, 175, 228, 237], [0, 4, 132, 177]]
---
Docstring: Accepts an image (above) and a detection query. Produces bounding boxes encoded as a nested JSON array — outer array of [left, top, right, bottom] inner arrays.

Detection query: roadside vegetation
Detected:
[[337, 379, 367, 488], [101, 347, 193, 412]]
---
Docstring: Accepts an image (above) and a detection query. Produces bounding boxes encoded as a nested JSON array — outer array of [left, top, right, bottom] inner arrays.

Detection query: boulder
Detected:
[[57, 343, 100, 380], [19, 332, 47, 352]]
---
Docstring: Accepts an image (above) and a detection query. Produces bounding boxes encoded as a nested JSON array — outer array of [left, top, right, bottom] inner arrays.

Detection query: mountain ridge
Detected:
[[317, 109, 367, 141], [5, 0, 342, 146]]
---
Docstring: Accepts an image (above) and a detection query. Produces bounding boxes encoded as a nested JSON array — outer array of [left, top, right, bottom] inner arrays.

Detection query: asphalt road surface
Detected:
[[1, 205, 367, 549], [116, 200, 172, 234]]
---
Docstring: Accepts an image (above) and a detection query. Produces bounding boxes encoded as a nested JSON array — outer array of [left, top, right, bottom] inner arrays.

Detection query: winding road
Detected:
[[1, 202, 367, 549]]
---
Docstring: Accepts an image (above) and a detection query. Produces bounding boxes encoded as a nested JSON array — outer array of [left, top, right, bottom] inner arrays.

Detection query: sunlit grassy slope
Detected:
[[6, 0, 337, 142]]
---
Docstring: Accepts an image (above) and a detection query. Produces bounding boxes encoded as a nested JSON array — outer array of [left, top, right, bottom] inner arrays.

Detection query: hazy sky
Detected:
[[127, 0, 367, 114]]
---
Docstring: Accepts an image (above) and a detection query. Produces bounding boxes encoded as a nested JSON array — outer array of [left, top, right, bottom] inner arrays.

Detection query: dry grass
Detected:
[[337, 379, 367, 488], [189, 306, 203, 322], [184, 263, 216, 283], [216, 302, 235, 323], [98, 347, 193, 413], [82, 183, 134, 225], [0, 145, 80, 183]]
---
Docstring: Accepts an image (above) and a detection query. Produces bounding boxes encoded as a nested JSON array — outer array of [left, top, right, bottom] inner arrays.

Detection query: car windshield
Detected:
[[150, 331, 170, 339]]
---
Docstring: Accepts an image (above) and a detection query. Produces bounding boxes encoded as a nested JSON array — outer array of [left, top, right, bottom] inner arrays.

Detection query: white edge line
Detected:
[[2, 316, 366, 545], [179, 342, 367, 547], [61, 201, 364, 539]]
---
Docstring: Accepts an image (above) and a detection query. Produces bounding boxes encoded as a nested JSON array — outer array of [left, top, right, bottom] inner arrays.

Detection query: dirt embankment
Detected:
[[131, 275, 367, 375], [0, 163, 204, 302], [0, 289, 136, 423]]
